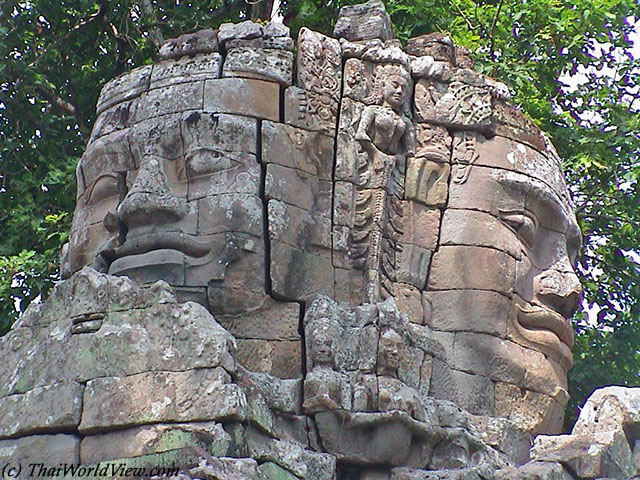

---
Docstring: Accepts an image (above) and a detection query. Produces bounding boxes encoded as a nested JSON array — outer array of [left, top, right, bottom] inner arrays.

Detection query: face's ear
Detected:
[[60, 242, 71, 279]]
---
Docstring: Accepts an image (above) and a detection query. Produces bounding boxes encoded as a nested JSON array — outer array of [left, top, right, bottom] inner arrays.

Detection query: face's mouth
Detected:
[[512, 296, 574, 371], [104, 232, 212, 262]]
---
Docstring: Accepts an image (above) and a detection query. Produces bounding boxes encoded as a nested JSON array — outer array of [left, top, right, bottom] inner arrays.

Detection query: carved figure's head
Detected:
[[377, 328, 404, 376], [310, 329, 335, 367], [378, 65, 410, 111], [383, 74, 410, 111]]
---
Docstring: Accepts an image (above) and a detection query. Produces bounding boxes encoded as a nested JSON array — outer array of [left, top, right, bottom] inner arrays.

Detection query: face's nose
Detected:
[[117, 156, 188, 229], [534, 261, 583, 319]]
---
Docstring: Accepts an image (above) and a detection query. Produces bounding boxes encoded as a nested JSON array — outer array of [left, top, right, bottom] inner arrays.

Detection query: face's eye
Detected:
[[86, 174, 120, 206], [499, 210, 538, 248]]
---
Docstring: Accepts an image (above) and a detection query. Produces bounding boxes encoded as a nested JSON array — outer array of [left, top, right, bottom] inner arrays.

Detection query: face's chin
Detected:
[[511, 295, 574, 371]]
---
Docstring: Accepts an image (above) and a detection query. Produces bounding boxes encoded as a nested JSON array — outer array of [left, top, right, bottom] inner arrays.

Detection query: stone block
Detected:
[[410, 55, 454, 81], [394, 283, 424, 325], [494, 461, 573, 480], [188, 456, 259, 479], [333, 181, 355, 227], [532, 430, 636, 479], [223, 47, 293, 86], [415, 123, 452, 163], [0, 382, 83, 439], [258, 462, 298, 480], [428, 246, 516, 294], [236, 339, 302, 379], [424, 290, 510, 337], [414, 78, 493, 131], [284, 86, 338, 135], [440, 208, 521, 260], [405, 33, 456, 63], [468, 415, 531, 466], [474, 134, 567, 202], [80, 129, 135, 188], [246, 430, 336, 480], [79, 368, 247, 433], [265, 164, 331, 215], [262, 121, 334, 180], [159, 29, 218, 59], [297, 28, 342, 102], [218, 20, 263, 45], [429, 360, 494, 416], [96, 65, 151, 115], [270, 241, 334, 300], [217, 298, 300, 341], [135, 81, 204, 121], [521, 349, 568, 395], [186, 149, 259, 198], [204, 78, 280, 121], [128, 115, 185, 165], [271, 414, 310, 448], [572, 386, 640, 437], [401, 202, 440, 251], [447, 164, 530, 217], [453, 333, 526, 385], [334, 268, 366, 305], [494, 383, 563, 435], [238, 368, 302, 414], [80, 422, 231, 464], [405, 157, 450, 207], [89, 98, 138, 142], [0, 434, 79, 466], [391, 468, 482, 480], [197, 194, 263, 237], [333, 0, 394, 41], [493, 101, 548, 153], [334, 132, 361, 183], [268, 200, 331, 252], [396, 243, 431, 289], [150, 53, 222, 89], [68, 221, 114, 273], [109, 248, 186, 285], [182, 111, 258, 156]]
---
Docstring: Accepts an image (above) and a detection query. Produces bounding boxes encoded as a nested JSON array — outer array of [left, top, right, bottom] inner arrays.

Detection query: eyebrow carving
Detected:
[[492, 170, 578, 236]]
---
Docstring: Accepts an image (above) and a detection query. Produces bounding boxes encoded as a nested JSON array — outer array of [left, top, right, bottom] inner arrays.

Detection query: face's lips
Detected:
[[513, 297, 574, 370], [109, 232, 211, 260]]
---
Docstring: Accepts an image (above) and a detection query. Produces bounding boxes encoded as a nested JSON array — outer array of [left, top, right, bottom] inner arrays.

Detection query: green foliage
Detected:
[[1, 0, 638, 430]]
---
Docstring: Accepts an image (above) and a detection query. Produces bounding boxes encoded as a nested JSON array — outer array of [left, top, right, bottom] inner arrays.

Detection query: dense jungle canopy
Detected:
[[0, 0, 638, 428]]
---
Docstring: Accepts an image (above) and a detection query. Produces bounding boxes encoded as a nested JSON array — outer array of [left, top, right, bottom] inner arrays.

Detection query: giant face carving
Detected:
[[425, 131, 582, 433], [68, 89, 267, 315]]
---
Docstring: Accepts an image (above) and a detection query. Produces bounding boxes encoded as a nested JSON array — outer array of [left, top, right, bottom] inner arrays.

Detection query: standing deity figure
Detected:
[[353, 65, 414, 302]]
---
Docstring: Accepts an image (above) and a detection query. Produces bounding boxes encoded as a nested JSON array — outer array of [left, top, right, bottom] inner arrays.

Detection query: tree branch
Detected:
[[27, 1, 108, 68], [488, 0, 504, 57]]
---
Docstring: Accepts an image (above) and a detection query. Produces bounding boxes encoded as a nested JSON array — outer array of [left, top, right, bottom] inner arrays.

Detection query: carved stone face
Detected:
[[377, 328, 404, 375], [426, 132, 582, 432], [382, 73, 409, 111], [310, 331, 334, 367], [68, 109, 266, 313]]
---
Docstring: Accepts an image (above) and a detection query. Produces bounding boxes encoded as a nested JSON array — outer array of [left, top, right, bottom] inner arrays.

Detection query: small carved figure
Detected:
[[303, 321, 347, 414], [352, 65, 414, 302], [376, 328, 427, 421]]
